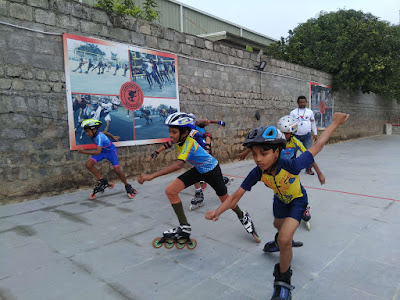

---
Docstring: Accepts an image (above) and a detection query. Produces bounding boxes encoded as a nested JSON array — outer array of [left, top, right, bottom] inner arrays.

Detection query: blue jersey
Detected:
[[176, 136, 218, 173], [189, 129, 206, 148], [93, 132, 116, 154], [241, 151, 314, 204]]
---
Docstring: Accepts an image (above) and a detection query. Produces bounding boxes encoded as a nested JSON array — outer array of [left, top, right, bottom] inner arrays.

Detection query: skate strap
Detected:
[[274, 281, 294, 290]]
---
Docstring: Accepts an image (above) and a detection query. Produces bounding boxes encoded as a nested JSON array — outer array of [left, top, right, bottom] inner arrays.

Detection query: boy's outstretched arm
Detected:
[[205, 187, 246, 221], [138, 160, 184, 184], [148, 141, 172, 161], [308, 113, 350, 157]]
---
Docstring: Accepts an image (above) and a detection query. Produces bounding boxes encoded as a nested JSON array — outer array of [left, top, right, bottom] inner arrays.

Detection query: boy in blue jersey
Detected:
[[138, 112, 260, 247], [78, 119, 137, 198], [205, 112, 349, 300]]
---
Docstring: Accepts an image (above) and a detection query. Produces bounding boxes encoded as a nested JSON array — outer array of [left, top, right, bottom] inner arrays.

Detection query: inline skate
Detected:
[[189, 190, 204, 211], [89, 178, 114, 199], [239, 211, 261, 243], [271, 263, 294, 300], [125, 184, 137, 199], [152, 224, 197, 250], [263, 232, 303, 253], [302, 205, 311, 230], [223, 176, 234, 186]]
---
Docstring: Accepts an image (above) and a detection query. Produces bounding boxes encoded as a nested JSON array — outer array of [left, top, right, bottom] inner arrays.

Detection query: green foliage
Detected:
[[95, 0, 160, 22], [265, 9, 400, 99], [76, 43, 106, 56]]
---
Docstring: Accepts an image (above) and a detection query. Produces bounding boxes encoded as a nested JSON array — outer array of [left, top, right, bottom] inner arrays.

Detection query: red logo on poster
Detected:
[[319, 100, 326, 114], [119, 82, 144, 111]]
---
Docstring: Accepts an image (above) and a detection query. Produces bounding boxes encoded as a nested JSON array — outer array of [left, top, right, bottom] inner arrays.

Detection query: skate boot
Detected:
[[263, 232, 303, 253], [239, 211, 261, 243], [89, 178, 114, 199], [271, 263, 294, 300], [223, 176, 234, 186], [302, 205, 311, 230], [125, 184, 138, 199], [189, 190, 204, 211], [152, 224, 197, 250]]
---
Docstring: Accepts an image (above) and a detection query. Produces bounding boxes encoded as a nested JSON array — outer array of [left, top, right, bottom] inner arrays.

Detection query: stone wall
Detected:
[[1, 0, 399, 202]]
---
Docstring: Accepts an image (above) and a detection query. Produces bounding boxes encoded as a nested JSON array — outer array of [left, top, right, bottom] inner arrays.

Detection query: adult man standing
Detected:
[[290, 95, 318, 175]]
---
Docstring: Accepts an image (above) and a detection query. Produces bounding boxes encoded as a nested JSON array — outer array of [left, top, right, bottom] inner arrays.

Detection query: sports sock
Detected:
[[172, 202, 188, 225]]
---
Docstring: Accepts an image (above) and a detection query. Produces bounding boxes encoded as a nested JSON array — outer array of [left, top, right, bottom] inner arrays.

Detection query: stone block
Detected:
[[0, 78, 12, 90], [11, 79, 24, 91], [81, 20, 101, 34], [0, 0, 7, 17], [181, 44, 192, 55], [131, 31, 145, 45], [9, 3, 33, 21], [138, 23, 151, 35], [27, 0, 49, 9], [7, 34, 34, 52], [57, 15, 80, 30], [35, 9, 56, 26], [34, 39, 56, 55], [185, 35, 195, 46], [145, 35, 157, 49]]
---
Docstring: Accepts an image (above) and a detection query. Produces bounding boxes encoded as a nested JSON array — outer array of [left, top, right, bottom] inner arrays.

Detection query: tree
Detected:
[[95, 0, 161, 22], [265, 9, 400, 99]]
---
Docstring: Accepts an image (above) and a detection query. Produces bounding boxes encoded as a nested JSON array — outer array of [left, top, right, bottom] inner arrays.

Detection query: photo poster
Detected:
[[310, 82, 334, 130], [63, 33, 180, 150]]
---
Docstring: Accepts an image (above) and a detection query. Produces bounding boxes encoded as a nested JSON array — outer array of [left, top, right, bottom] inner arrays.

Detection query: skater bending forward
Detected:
[[78, 119, 137, 199], [205, 112, 349, 300], [138, 112, 260, 249]]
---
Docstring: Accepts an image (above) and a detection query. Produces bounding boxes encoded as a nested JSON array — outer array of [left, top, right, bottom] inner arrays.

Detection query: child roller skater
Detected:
[[206, 112, 350, 300], [138, 112, 260, 250], [148, 112, 232, 211], [238, 115, 326, 230], [78, 119, 137, 199]]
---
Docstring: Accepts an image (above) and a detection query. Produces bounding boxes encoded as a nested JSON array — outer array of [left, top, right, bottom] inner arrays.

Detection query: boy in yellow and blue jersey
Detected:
[[138, 112, 260, 249], [206, 112, 349, 300]]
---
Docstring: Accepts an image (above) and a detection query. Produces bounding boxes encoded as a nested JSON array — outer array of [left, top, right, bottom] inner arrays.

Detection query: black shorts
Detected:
[[178, 164, 227, 196]]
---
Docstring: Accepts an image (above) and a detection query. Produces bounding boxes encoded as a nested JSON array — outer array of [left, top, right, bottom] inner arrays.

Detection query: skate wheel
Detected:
[[253, 232, 261, 243], [200, 182, 207, 189], [186, 239, 197, 250], [306, 221, 311, 230], [89, 193, 96, 200], [128, 193, 135, 199], [152, 237, 163, 249], [108, 183, 114, 189], [164, 239, 174, 249], [189, 205, 194, 211], [176, 240, 186, 249]]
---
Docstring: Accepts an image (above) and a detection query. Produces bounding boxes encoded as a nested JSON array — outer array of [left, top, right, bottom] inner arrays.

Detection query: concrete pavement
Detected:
[[1, 135, 400, 300]]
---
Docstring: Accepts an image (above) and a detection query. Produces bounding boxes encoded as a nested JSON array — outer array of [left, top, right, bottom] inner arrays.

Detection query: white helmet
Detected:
[[187, 113, 196, 119], [111, 97, 120, 105], [165, 112, 195, 128], [277, 115, 298, 133]]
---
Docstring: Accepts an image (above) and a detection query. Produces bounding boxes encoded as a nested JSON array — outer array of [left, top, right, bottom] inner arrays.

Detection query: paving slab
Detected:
[[0, 135, 399, 300]]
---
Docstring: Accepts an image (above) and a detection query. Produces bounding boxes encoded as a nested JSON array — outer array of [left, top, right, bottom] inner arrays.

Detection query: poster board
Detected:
[[63, 34, 179, 150], [310, 82, 334, 130]]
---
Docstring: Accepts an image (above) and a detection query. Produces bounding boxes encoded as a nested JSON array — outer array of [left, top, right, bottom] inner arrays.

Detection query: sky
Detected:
[[177, 0, 400, 40]]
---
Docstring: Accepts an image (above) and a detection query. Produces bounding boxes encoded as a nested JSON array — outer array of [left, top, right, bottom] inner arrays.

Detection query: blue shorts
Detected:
[[273, 194, 308, 222], [90, 149, 119, 167]]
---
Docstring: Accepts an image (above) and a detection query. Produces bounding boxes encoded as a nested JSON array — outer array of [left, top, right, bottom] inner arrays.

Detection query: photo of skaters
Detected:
[[310, 83, 334, 129], [133, 98, 179, 141], [130, 50, 177, 98], [66, 39, 130, 95], [72, 94, 134, 145], [71, 94, 178, 146]]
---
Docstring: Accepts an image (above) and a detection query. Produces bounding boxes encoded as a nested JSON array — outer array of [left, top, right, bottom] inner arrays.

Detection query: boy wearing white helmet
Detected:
[[138, 112, 260, 249], [205, 113, 349, 300]]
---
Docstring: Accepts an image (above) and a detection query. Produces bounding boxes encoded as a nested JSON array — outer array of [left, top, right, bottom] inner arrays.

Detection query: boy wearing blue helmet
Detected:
[[138, 112, 260, 249], [205, 112, 349, 300]]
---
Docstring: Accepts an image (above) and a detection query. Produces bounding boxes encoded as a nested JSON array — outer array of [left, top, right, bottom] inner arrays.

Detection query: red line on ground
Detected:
[[223, 174, 400, 202]]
